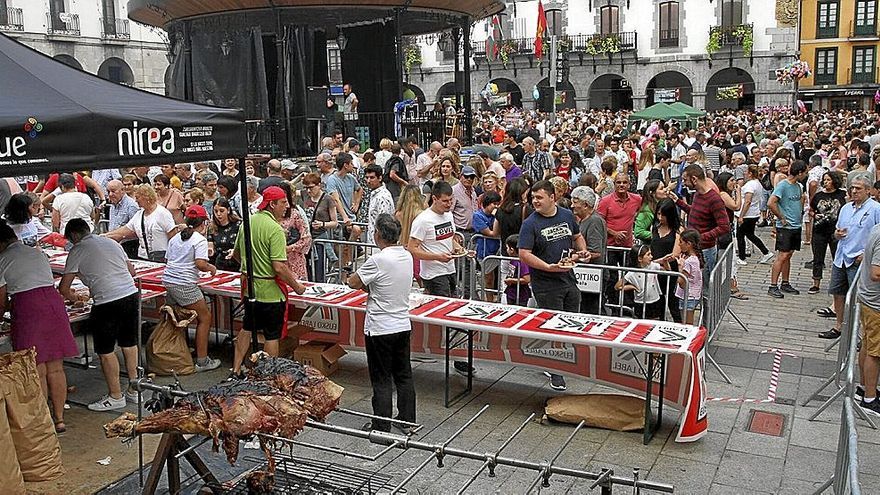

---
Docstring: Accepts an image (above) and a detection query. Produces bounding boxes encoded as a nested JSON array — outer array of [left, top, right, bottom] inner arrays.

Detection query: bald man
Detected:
[[258, 159, 286, 193]]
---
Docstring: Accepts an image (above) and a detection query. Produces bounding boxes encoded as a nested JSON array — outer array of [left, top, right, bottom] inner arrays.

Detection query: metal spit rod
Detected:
[[523, 420, 585, 493], [303, 408, 675, 493], [455, 413, 536, 495], [390, 404, 490, 494], [259, 432, 402, 462]]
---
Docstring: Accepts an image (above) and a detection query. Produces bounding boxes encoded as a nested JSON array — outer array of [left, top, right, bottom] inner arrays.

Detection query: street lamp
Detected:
[[336, 29, 348, 50], [437, 32, 452, 53]]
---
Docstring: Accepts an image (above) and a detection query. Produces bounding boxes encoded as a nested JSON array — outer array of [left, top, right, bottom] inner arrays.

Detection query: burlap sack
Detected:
[[0, 348, 64, 481], [146, 305, 197, 376], [544, 393, 645, 432], [0, 394, 26, 494]]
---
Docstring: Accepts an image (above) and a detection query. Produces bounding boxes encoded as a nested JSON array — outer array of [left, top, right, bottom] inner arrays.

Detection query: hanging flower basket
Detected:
[[402, 43, 422, 74], [775, 60, 812, 85]]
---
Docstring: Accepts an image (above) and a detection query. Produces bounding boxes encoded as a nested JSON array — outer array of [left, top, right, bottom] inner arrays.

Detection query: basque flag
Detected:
[[535, 0, 547, 59]]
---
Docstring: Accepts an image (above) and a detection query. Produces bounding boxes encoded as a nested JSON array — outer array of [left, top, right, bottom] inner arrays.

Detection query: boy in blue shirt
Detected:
[[473, 192, 502, 301]]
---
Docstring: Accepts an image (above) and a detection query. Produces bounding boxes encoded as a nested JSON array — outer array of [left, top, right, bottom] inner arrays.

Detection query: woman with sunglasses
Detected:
[[302, 173, 339, 283]]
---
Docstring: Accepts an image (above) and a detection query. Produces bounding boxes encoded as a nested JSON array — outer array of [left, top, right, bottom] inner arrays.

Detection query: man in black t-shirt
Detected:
[[518, 180, 588, 391]]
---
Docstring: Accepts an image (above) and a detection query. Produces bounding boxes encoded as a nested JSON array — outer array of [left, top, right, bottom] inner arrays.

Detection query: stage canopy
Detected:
[[0, 33, 246, 177]]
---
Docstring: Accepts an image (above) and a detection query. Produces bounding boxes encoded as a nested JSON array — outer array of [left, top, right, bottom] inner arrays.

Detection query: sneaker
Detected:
[[226, 370, 246, 381], [855, 386, 880, 399], [804, 261, 814, 269], [860, 398, 880, 416], [808, 286, 821, 295], [759, 253, 775, 264], [125, 388, 140, 403], [195, 357, 222, 373], [768, 286, 784, 299], [818, 328, 841, 339], [392, 421, 418, 436], [735, 258, 748, 266], [453, 361, 476, 377], [88, 394, 126, 412], [544, 371, 567, 391], [780, 283, 800, 295]]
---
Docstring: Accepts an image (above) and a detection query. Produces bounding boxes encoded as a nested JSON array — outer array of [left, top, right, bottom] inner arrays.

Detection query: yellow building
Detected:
[[799, 0, 879, 110]]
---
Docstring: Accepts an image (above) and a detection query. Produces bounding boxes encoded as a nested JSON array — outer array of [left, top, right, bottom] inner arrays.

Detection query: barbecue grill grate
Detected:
[[222, 455, 394, 495]]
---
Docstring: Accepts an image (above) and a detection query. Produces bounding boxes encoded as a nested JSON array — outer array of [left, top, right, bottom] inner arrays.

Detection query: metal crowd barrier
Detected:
[[467, 252, 689, 323], [812, 271, 864, 494], [310, 237, 379, 284], [701, 244, 748, 384]]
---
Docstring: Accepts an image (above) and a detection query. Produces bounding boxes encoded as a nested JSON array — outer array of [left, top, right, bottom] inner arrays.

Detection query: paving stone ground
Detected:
[[76, 229, 878, 493]]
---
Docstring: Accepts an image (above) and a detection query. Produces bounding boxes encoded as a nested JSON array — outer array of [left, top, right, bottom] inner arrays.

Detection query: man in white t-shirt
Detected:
[[59, 218, 139, 412], [407, 181, 460, 296], [51, 173, 94, 234], [347, 213, 416, 433]]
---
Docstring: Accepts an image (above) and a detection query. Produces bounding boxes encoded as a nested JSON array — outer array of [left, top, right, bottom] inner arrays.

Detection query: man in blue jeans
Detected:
[[819, 173, 880, 339], [519, 180, 588, 391]]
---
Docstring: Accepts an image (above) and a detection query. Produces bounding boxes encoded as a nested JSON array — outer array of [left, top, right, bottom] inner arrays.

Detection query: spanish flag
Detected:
[[535, 0, 547, 59]]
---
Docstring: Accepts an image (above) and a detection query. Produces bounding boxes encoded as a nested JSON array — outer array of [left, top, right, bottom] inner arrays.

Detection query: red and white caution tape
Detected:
[[708, 348, 797, 403]]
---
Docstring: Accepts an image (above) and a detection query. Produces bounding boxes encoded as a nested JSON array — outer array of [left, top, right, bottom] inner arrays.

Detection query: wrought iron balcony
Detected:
[[101, 18, 130, 40], [850, 20, 879, 38], [0, 7, 23, 31], [472, 32, 638, 59], [709, 23, 753, 47], [849, 67, 878, 84], [46, 11, 80, 36]]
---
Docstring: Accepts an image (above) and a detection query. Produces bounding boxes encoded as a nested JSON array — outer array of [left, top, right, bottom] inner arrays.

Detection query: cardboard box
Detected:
[[294, 340, 347, 376], [258, 324, 311, 359]]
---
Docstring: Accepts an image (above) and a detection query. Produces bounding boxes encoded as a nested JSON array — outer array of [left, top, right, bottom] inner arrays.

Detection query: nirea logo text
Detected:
[[118, 121, 175, 156]]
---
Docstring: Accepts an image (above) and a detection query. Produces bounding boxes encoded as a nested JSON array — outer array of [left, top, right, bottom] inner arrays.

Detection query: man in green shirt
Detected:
[[230, 186, 305, 379]]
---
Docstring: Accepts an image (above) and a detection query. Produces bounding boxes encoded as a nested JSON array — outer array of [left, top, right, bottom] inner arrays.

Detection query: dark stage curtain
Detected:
[[340, 23, 400, 141]]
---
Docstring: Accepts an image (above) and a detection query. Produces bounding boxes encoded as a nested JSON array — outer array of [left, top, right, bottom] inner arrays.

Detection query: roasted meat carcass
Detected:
[[247, 354, 344, 420]]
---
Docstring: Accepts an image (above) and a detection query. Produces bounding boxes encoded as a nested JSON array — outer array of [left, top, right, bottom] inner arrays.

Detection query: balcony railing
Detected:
[[850, 20, 879, 38], [46, 11, 80, 36], [849, 66, 878, 84], [472, 31, 638, 58], [101, 18, 130, 40], [659, 29, 679, 48], [0, 7, 23, 31], [709, 23, 753, 47]]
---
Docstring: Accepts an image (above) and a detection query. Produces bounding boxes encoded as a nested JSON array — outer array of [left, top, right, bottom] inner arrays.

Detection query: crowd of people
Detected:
[[4, 106, 880, 431]]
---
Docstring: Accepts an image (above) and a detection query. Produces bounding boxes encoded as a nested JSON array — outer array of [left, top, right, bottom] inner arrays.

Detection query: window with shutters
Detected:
[[600, 5, 619, 35], [659, 2, 679, 47], [817, 1, 840, 38], [852, 46, 875, 83], [815, 48, 838, 84], [854, 0, 877, 36], [721, 0, 743, 27]]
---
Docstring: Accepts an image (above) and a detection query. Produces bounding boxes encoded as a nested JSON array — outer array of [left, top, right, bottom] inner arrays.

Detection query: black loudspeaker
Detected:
[[307, 86, 328, 120]]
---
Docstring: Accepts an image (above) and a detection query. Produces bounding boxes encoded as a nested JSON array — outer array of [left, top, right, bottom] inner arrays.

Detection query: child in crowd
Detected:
[[473, 192, 502, 301], [675, 229, 704, 325], [615, 244, 664, 320], [501, 234, 530, 306]]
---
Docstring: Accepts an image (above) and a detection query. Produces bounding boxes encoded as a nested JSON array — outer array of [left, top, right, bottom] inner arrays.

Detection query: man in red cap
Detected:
[[230, 186, 306, 379]]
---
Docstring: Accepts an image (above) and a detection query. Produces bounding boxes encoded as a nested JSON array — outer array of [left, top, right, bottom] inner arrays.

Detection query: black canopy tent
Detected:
[[0, 33, 261, 352]]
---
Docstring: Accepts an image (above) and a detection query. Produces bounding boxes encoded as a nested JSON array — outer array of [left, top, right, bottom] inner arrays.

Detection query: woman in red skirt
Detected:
[[0, 219, 78, 433]]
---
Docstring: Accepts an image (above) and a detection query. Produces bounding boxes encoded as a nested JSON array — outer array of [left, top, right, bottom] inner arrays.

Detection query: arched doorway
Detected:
[[536, 78, 576, 112], [53, 54, 82, 70], [481, 78, 522, 109], [588, 74, 633, 111], [97, 57, 134, 85], [436, 81, 458, 108], [705, 68, 756, 111], [646, 71, 693, 106]]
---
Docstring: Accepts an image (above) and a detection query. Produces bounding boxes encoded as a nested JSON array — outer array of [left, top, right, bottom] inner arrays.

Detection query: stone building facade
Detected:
[[407, 0, 800, 111], [1, 0, 168, 93]]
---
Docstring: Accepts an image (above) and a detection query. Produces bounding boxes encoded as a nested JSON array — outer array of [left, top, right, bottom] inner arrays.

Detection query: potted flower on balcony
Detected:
[[499, 40, 518, 68], [402, 42, 422, 75], [585, 34, 620, 56]]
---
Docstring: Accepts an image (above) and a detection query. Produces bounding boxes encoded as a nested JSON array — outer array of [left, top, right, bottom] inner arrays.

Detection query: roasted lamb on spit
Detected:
[[104, 355, 344, 465]]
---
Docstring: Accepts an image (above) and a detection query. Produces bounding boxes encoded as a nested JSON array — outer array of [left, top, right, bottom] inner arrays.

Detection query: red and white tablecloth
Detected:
[[199, 279, 708, 443]]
